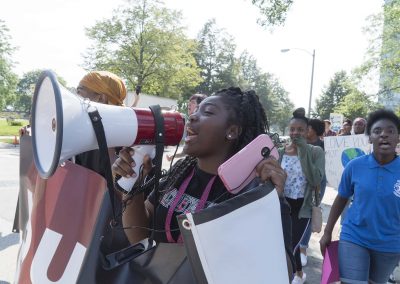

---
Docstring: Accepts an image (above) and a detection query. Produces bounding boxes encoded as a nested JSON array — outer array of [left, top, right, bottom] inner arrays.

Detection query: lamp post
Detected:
[[281, 48, 316, 117]]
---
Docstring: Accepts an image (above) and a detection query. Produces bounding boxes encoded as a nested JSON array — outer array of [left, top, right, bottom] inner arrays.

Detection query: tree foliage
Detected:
[[193, 20, 293, 134], [83, 0, 202, 99], [314, 71, 353, 120], [261, 77, 294, 135], [249, 0, 294, 27], [237, 56, 293, 134], [356, 0, 400, 102], [235, 54, 294, 134], [395, 105, 400, 117], [0, 19, 18, 110], [194, 19, 237, 95], [14, 69, 67, 114], [333, 90, 382, 120], [83, 4, 295, 130], [315, 70, 382, 120]]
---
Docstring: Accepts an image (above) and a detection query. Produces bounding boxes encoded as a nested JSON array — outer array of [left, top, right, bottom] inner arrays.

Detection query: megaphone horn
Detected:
[[31, 70, 185, 179]]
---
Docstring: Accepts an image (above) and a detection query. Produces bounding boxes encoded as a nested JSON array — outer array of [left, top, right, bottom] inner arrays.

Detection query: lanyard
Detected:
[[165, 168, 217, 243]]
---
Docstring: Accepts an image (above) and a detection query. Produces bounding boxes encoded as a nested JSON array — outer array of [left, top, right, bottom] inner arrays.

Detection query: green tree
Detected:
[[249, 0, 294, 27], [334, 90, 382, 120], [272, 98, 294, 135], [236, 51, 261, 89], [255, 75, 294, 135], [194, 19, 237, 94], [234, 53, 294, 134], [252, 73, 278, 116], [356, 0, 400, 102], [83, 0, 201, 99], [395, 105, 400, 117], [16, 70, 43, 97], [0, 19, 18, 110], [14, 69, 67, 114], [314, 71, 353, 120]]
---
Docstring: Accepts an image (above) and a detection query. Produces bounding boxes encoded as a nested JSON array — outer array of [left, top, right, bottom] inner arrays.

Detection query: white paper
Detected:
[[187, 190, 289, 284]]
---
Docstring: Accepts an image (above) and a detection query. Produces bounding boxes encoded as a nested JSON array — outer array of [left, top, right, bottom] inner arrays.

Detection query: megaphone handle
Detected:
[[116, 146, 156, 192]]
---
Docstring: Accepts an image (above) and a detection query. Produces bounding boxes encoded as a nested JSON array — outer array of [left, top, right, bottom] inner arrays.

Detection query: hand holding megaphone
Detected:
[[114, 145, 156, 192]]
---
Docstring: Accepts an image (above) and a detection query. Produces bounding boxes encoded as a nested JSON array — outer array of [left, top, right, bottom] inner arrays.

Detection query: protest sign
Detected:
[[329, 113, 343, 133], [14, 135, 111, 283], [324, 134, 371, 189]]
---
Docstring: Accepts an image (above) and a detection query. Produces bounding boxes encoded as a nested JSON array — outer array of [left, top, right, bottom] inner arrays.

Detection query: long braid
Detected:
[[214, 87, 269, 153], [159, 156, 197, 196]]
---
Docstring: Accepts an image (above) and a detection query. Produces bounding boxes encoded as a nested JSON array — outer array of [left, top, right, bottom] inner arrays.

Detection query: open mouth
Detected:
[[185, 127, 198, 142], [378, 141, 391, 148]]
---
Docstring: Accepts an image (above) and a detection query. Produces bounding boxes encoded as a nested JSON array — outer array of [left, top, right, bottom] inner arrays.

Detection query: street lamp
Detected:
[[281, 48, 316, 117]]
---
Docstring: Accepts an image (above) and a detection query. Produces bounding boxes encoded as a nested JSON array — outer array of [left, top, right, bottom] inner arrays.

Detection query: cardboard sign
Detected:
[[324, 134, 371, 189], [329, 113, 344, 133], [15, 135, 108, 284]]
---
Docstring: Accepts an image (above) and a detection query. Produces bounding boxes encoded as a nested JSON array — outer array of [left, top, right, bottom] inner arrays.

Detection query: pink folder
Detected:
[[321, 241, 340, 284]]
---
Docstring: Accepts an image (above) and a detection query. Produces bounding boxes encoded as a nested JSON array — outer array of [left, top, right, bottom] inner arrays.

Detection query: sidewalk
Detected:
[[0, 141, 20, 284], [302, 186, 340, 283], [0, 141, 19, 149]]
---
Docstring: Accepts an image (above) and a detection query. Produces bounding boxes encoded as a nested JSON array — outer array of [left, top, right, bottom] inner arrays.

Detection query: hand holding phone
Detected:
[[218, 134, 279, 194]]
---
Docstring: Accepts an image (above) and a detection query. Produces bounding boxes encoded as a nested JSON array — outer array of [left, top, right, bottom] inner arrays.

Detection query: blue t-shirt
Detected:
[[338, 154, 400, 253]]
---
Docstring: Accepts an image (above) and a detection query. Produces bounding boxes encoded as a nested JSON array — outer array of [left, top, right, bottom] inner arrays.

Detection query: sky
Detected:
[[0, 0, 383, 109]]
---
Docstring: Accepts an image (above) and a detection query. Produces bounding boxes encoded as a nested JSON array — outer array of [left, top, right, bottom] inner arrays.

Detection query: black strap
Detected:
[[88, 110, 117, 223], [314, 187, 320, 206], [148, 105, 165, 246]]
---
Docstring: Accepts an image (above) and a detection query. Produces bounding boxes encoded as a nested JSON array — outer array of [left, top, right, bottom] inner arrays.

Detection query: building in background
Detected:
[[124, 92, 178, 109]]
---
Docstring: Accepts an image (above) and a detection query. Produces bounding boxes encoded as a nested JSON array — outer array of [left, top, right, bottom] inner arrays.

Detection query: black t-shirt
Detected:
[[310, 139, 324, 150], [75, 150, 105, 177], [148, 165, 233, 243]]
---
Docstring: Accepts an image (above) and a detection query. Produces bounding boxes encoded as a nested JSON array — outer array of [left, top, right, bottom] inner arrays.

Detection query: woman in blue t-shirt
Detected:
[[320, 109, 400, 284]]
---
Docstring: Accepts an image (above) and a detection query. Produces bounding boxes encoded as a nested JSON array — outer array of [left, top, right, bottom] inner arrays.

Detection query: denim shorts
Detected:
[[339, 240, 400, 284]]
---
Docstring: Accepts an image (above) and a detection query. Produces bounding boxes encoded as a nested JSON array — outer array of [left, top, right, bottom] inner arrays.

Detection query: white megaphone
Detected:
[[31, 70, 185, 192]]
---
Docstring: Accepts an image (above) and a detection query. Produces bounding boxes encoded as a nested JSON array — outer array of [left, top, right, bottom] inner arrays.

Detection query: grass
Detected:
[[0, 118, 29, 136], [0, 138, 16, 144]]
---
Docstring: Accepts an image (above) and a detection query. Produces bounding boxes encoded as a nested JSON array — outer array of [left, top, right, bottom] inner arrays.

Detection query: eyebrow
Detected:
[[374, 125, 395, 128], [201, 102, 218, 108]]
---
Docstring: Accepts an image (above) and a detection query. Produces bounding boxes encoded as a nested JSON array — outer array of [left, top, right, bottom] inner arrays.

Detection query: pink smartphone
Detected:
[[218, 134, 279, 194]]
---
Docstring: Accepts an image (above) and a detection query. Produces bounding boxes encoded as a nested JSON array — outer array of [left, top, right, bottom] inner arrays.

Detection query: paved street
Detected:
[[0, 142, 20, 284], [0, 142, 399, 283]]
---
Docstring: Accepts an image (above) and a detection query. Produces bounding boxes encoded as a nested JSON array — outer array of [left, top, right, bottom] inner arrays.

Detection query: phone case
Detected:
[[218, 134, 279, 194]]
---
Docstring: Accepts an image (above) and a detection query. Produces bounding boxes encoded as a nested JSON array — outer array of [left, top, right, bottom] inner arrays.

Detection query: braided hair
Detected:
[[160, 87, 269, 195], [214, 87, 269, 153]]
